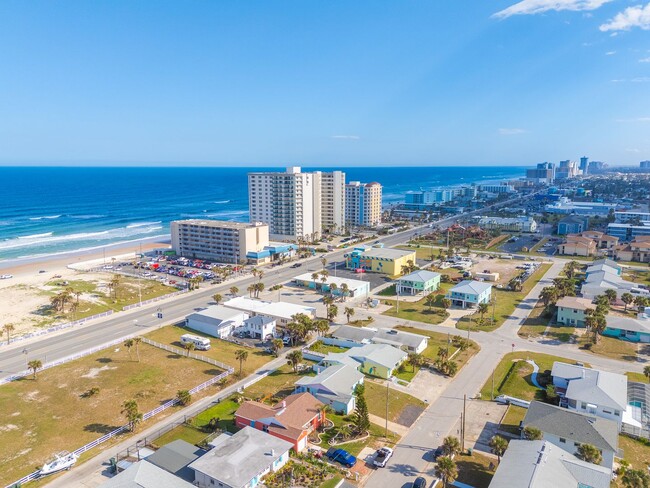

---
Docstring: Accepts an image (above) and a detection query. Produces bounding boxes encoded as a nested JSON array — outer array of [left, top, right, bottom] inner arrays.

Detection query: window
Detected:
[[559, 438, 566, 443], [603, 409, 612, 414]]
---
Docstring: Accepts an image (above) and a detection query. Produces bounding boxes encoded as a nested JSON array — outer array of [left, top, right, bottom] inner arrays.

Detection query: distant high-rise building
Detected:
[[556, 160, 580, 180], [526, 162, 555, 184], [345, 181, 382, 228], [641, 161, 650, 170], [248, 167, 345, 241], [580, 156, 589, 175], [587, 161, 607, 173]]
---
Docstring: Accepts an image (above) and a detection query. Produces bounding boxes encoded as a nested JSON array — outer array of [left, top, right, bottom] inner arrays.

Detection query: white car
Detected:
[[373, 447, 393, 468], [0, 274, 13, 279]]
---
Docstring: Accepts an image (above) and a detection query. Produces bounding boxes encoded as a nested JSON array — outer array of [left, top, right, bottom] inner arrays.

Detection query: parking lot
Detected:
[[498, 234, 540, 254], [324, 259, 393, 292]]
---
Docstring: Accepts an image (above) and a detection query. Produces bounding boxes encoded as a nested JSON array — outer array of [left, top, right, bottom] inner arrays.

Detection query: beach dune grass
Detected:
[[0, 343, 219, 486]]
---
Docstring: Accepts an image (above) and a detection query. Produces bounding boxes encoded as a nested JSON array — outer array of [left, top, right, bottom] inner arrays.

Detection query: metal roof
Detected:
[[145, 440, 205, 482], [450, 280, 493, 295], [551, 362, 627, 411], [100, 460, 196, 488]]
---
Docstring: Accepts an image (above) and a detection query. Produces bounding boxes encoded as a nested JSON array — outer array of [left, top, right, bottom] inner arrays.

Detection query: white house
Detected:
[[242, 315, 277, 340], [223, 296, 316, 326], [185, 306, 248, 339], [189, 427, 292, 488], [328, 325, 428, 354], [295, 363, 364, 415], [551, 362, 627, 427]]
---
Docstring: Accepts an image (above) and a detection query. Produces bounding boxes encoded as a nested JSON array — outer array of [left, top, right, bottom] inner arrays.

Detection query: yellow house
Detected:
[[344, 247, 417, 276]]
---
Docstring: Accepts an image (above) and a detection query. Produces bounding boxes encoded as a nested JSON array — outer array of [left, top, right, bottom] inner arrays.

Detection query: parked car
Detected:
[[413, 477, 427, 488], [0, 274, 13, 279], [326, 448, 357, 468], [290, 263, 302, 268], [431, 446, 444, 460], [373, 447, 393, 467]]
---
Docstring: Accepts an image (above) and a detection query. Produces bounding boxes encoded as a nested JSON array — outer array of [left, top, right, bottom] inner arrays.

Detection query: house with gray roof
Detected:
[[329, 325, 428, 353], [318, 343, 407, 379], [488, 440, 611, 488], [189, 426, 292, 488], [144, 440, 205, 482], [447, 280, 492, 308], [100, 460, 196, 488], [522, 401, 619, 471], [551, 362, 627, 427], [295, 363, 364, 414], [603, 314, 650, 343], [396, 269, 441, 296]]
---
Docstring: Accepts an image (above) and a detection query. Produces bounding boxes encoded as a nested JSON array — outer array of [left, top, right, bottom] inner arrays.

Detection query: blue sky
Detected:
[[0, 0, 649, 167]]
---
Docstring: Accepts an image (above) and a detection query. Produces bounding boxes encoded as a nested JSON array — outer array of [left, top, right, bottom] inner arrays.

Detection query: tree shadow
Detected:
[[96, 357, 113, 364], [32, 304, 57, 317], [204, 368, 223, 376], [167, 354, 183, 360], [84, 423, 120, 434]]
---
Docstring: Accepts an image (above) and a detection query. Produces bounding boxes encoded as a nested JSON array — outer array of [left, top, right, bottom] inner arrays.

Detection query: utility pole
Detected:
[[385, 381, 390, 438], [492, 367, 495, 400], [396, 287, 400, 314], [462, 394, 467, 452]]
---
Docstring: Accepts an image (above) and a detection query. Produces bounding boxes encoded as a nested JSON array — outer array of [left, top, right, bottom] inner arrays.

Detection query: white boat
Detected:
[[38, 451, 78, 476]]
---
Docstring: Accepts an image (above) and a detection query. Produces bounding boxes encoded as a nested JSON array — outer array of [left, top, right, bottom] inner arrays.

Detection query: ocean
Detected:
[[0, 166, 526, 262]]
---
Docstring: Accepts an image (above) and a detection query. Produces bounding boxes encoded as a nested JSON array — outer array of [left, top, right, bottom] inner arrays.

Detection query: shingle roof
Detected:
[[606, 315, 650, 334], [551, 362, 627, 411], [145, 440, 205, 482], [295, 364, 363, 400], [100, 460, 196, 488], [488, 440, 611, 488], [523, 401, 618, 452], [331, 325, 375, 343], [331, 326, 428, 350], [450, 280, 492, 295], [555, 296, 595, 311], [346, 343, 407, 370]]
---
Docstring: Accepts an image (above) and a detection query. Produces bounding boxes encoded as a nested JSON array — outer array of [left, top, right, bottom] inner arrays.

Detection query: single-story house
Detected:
[[292, 273, 370, 298], [556, 296, 595, 327], [185, 306, 248, 339], [242, 315, 276, 339], [558, 235, 597, 257], [488, 440, 611, 488], [318, 343, 407, 379], [395, 270, 441, 296], [586, 258, 621, 276], [100, 460, 196, 488], [603, 315, 650, 343], [446, 280, 492, 308], [235, 392, 324, 452], [295, 363, 364, 414], [328, 325, 428, 354], [522, 401, 619, 472], [551, 362, 627, 427], [189, 427, 292, 488], [145, 440, 205, 482], [223, 296, 316, 326], [580, 269, 649, 300]]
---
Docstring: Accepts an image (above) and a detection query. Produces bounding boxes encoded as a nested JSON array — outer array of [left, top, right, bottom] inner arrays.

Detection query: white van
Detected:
[[495, 395, 530, 408], [180, 334, 211, 351]]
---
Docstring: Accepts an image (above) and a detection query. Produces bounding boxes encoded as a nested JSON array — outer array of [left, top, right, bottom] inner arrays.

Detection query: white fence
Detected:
[[3, 357, 233, 488], [0, 310, 114, 349], [122, 289, 189, 311], [141, 338, 232, 371]]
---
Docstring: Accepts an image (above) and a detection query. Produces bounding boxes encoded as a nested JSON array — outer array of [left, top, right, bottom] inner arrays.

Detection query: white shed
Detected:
[[186, 305, 248, 339]]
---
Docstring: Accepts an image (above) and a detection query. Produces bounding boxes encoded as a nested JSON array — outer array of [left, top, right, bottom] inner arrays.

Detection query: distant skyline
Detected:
[[1, 0, 649, 167]]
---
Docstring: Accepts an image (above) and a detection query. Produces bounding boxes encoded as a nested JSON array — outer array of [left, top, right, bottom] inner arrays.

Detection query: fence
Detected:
[[122, 289, 189, 311], [622, 423, 650, 440], [0, 310, 114, 349], [140, 338, 232, 371], [3, 365, 233, 488]]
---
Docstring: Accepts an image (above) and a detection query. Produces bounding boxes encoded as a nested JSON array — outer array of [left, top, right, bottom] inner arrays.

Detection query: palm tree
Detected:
[[407, 352, 424, 372], [523, 426, 543, 440], [176, 389, 192, 406], [121, 399, 143, 432], [247, 284, 255, 297], [442, 436, 462, 457], [340, 283, 350, 301], [321, 257, 327, 269], [74, 290, 82, 306], [478, 302, 489, 322], [621, 292, 634, 312], [229, 286, 239, 296], [425, 293, 437, 311], [540, 286, 558, 307], [28, 359, 43, 379], [235, 349, 248, 376], [133, 337, 142, 362], [2, 323, 15, 344], [286, 350, 303, 373], [124, 338, 135, 360], [337, 423, 352, 440], [441, 298, 452, 309], [604, 288, 617, 304], [183, 341, 195, 357], [622, 469, 650, 488], [435, 456, 458, 488], [110, 274, 121, 300], [213, 293, 223, 305], [489, 435, 508, 463], [315, 319, 330, 336], [344, 307, 355, 323], [327, 305, 338, 321], [576, 443, 602, 465], [311, 272, 320, 289], [271, 338, 284, 356], [644, 365, 650, 382]]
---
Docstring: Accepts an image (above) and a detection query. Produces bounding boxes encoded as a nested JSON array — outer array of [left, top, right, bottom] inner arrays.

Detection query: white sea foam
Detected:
[[126, 221, 162, 229], [71, 214, 107, 219], [18, 232, 54, 240], [28, 215, 61, 221], [213, 200, 231, 204]]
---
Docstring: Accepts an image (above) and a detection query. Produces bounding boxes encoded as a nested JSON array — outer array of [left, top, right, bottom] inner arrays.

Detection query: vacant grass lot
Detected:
[[479, 351, 591, 402], [518, 303, 574, 342], [626, 372, 648, 383], [364, 380, 427, 424], [457, 263, 552, 333], [243, 364, 316, 402], [382, 283, 453, 325], [578, 335, 638, 362], [617, 435, 650, 484], [146, 325, 274, 375], [499, 405, 526, 436], [455, 451, 495, 488], [0, 343, 219, 486]]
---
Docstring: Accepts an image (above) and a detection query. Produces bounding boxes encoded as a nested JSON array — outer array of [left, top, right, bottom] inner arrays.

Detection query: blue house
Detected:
[[447, 280, 492, 308], [557, 215, 589, 235], [603, 315, 650, 343]]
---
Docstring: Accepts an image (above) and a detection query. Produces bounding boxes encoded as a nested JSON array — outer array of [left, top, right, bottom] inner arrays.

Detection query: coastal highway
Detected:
[[0, 193, 531, 378]]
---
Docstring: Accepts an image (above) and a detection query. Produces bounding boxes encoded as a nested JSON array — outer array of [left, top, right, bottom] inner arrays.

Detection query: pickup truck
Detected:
[[373, 447, 393, 467], [326, 448, 357, 468]]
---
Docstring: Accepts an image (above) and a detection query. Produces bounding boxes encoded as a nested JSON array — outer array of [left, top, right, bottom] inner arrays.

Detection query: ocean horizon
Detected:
[[0, 165, 526, 262]]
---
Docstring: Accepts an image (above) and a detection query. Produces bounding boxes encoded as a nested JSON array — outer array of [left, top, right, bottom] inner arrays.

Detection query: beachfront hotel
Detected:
[[345, 181, 382, 228], [170, 220, 269, 264], [247, 167, 345, 241]]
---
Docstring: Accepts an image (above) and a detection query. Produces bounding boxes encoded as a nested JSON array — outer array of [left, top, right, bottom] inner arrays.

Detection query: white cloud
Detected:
[[499, 128, 528, 135], [600, 2, 650, 31], [331, 135, 360, 140], [626, 148, 641, 153], [615, 117, 650, 122], [493, 0, 612, 19], [639, 57, 650, 62], [605, 50, 617, 55], [610, 77, 650, 83]]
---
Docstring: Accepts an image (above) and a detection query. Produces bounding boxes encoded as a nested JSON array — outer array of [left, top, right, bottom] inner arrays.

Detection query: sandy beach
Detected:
[[0, 239, 171, 338]]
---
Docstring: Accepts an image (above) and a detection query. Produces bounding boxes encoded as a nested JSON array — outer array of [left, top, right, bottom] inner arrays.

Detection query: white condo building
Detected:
[[345, 181, 382, 228], [248, 167, 345, 241]]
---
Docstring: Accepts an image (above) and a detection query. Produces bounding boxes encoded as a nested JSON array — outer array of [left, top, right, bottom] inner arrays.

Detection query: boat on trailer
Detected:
[[38, 451, 78, 476]]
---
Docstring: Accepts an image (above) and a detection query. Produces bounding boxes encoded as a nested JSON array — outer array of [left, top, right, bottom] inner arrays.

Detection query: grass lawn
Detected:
[[243, 364, 315, 402], [518, 303, 574, 342], [377, 284, 397, 296], [487, 234, 510, 251], [457, 263, 552, 333], [320, 476, 344, 488], [152, 396, 241, 448], [309, 342, 348, 354], [364, 380, 427, 424], [321, 412, 400, 457], [528, 237, 549, 254], [479, 351, 591, 402], [395, 326, 480, 372], [577, 335, 638, 362], [455, 451, 495, 488], [0, 343, 220, 486], [394, 366, 419, 383], [146, 325, 275, 376], [618, 435, 650, 477], [382, 289, 450, 325], [348, 318, 376, 327], [626, 372, 649, 383], [499, 405, 526, 436]]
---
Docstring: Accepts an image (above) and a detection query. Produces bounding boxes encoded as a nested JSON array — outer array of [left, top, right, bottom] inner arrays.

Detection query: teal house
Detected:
[[447, 280, 492, 308], [603, 315, 650, 343], [396, 270, 441, 296], [556, 296, 595, 327]]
